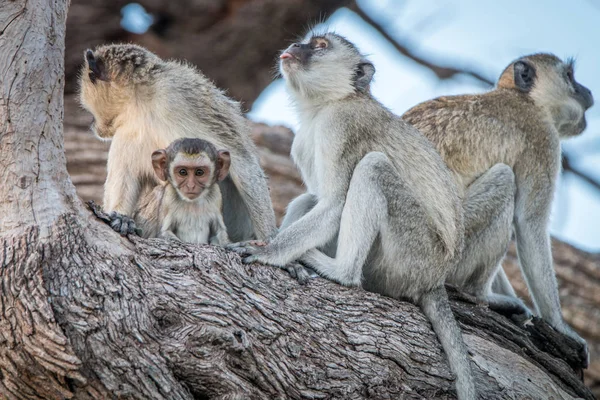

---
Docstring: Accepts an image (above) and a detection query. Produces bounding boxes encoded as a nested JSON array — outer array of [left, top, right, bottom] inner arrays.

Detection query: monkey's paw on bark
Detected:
[[228, 241, 315, 284], [226, 240, 268, 251], [87, 201, 141, 236]]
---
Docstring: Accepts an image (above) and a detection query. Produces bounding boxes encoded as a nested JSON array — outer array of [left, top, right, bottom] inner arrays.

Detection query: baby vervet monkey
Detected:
[[79, 44, 277, 242], [403, 54, 594, 360], [134, 138, 230, 245], [231, 33, 476, 399]]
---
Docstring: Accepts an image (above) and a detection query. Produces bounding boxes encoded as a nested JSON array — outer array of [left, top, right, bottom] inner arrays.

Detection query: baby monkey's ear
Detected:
[[85, 50, 108, 83], [216, 150, 231, 181], [151, 150, 168, 181]]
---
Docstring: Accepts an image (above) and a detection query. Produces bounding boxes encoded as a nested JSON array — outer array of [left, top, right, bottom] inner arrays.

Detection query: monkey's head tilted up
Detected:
[[79, 44, 162, 139], [152, 138, 231, 202], [279, 33, 375, 102], [497, 53, 593, 138]]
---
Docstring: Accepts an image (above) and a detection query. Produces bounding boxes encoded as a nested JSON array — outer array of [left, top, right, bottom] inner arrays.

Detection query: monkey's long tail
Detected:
[[419, 286, 476, 400]]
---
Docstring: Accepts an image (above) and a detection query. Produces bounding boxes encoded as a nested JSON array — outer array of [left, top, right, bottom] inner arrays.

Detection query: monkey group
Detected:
[[80, 32, 593, 400]]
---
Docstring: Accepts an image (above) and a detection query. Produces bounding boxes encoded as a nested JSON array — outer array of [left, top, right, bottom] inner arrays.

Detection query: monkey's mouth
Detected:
[[181, 191, 203, 201]]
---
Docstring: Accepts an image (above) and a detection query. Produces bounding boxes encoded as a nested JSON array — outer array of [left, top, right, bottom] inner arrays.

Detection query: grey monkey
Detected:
[[231, 33, 476, 400], [403, 53, 593, 361], [79, 44, 277, 242], [134, 138, 230, 245]]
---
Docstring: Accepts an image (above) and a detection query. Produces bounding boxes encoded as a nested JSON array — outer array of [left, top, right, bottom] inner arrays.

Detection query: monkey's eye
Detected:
[[566, 69, 574, 83], [195, 169, 205, 176], [178, 168, 188, 176]]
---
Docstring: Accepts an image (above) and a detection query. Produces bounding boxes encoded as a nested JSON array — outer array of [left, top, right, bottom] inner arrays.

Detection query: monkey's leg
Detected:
[[280, 193, 317, 230], [455, 164, 531, 317], [301, 153, 388, 286], [513, 172, 588, 358], [491, 267, 518, 297]]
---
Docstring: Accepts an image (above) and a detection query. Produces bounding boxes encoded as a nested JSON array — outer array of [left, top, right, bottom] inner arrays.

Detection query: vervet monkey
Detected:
[[231, 33, 476, 399], [403, 54, 594, 359], [79, 44, 277, 242], [134, 138, 230, 245]]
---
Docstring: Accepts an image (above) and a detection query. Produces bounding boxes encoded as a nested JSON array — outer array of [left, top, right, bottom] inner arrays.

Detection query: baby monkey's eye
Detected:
[[178, 169, 187, 176], [195, 169, 205, 176]]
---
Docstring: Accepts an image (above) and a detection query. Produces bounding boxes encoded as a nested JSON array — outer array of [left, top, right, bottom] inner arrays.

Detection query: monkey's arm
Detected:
[[514, 170, 587, 356], [238, 196, 343, 267], [232, 156, 347, 267], [209, 215, 230, 246], [158, 214, 181, 242], [102, 146, 145, 235]]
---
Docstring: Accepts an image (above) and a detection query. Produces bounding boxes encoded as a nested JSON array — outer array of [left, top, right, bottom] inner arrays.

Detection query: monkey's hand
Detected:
[[228, 242, 315, 284], [87, 201, 141, 236], [226, 240, 268, 251], [107, 212, 139, 236]]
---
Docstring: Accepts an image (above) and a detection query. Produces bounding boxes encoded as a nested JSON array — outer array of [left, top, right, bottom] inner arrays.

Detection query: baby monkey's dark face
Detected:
[[152, 138, 231, 202]]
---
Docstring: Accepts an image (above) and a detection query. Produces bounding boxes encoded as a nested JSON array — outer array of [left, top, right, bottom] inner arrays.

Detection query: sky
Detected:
[[121, 0, 600, 252], [247, 0, 600, 252]]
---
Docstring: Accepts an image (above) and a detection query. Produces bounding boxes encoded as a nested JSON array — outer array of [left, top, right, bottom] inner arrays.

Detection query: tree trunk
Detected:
[[0, 1, 594, 399]]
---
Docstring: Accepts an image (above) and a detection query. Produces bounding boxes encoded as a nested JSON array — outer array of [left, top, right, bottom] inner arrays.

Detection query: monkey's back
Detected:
[[303, 94, 464, 261], [403, 89, 554, 189]]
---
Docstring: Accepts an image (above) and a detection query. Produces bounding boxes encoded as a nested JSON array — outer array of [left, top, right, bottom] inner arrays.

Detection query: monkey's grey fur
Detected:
[[403, 53, 594, 361], [79, 44, 277, 242], [231, 33, 476, 400]]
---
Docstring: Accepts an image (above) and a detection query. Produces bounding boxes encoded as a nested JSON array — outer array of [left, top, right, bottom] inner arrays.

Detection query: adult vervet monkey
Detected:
[[79, 44, 277, 242], [231, 33, 477, 400], [403, 53, 594, 360]]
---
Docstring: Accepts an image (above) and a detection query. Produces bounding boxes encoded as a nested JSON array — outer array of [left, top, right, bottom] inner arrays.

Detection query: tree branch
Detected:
[[348, 2, 494, 86], [563, 154, 600, 193]]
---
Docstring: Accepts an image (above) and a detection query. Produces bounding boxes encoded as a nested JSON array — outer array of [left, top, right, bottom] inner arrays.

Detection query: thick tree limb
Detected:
[[0, 214, 592, 399]]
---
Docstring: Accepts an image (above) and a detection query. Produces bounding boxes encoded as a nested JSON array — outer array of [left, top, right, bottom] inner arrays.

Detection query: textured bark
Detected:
[[0, 0, 596, 399], [65, 0, 351, 106]]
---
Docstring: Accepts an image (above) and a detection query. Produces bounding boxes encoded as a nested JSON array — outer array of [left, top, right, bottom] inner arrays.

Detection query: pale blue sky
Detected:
[[248, 0, 600, 252]]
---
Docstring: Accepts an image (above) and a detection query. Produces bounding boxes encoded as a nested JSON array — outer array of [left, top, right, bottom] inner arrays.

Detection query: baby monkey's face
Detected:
[[170, 153, 214, 201], [152, 138, 231, 203]]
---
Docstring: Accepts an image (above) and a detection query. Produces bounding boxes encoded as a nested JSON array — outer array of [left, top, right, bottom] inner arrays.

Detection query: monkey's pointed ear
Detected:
[[151, 150, 168, 181], [85, 49, 108, 82], [514, 61, 535, 91], [216, 150, 231, 181], [355, 61, 375, 92]]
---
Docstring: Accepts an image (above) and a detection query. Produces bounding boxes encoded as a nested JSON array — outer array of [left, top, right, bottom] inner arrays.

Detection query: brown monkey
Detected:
[[134, 138, 230, 245], [403, 54, 594, 359]]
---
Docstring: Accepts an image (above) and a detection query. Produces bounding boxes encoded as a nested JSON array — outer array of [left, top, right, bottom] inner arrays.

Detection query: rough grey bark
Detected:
[[0, 0, 593, 399]]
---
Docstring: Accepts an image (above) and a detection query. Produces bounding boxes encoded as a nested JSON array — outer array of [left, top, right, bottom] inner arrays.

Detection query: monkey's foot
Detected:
[[283, 261, 317, 285], [552, 322, 589, 368], [486, 294, 533, 319], [226, 240, 267, 252]]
